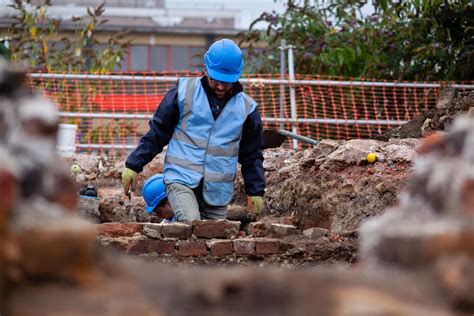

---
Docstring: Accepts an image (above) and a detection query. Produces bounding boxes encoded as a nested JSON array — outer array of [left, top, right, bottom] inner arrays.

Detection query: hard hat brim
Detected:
[[146, 205, 155, 214], [206, 64, 240, 83]]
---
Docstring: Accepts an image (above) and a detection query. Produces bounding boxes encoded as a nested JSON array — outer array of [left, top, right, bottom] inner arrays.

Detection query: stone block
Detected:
[[142, 223, 163, 239], [192, 220, 240, 239], [282, 241, 303, 255], [207, 239, 234, 256], [96, 236, 128, 253], [148, 239, 176, 255], [16, 218, 96, 281], [256, 238, 281, 255], [76, 197, 100, 223], [269, 223, 297, 238], [162, 223, 192, 239], [96, 223, 142, 238], [375, 226, 474, 267], [178, 240, 207, 257], [233, 238, 255, 255], [248, 222, 269, 237], [303, 227, 329, 239]]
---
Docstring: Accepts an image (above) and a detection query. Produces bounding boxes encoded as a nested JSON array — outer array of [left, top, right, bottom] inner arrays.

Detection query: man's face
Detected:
[[154, 201, 174, 219], [204, 69, 234, 99]]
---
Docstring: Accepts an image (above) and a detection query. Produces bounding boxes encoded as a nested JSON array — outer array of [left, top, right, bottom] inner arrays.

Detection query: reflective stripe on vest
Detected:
[[164, 77, 257, 206]]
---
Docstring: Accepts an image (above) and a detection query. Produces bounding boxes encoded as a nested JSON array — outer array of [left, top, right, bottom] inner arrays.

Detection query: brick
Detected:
[[269, 223, 297, 238], [207, 239, 233, 256], [256, 238, 281, 255], [77, 197, 100, 222], [96, 223, 142, 238], [192, 220, 240, 239], [303, 227, 329, 239], [126, 235, 150, 255], [178, 240, 207, 257], [248, 222, 270, 237], [16, 218, 97, 281], [162, 223, 192, 239], [148, 239, 176, 255], [142, 223, 163, 239], [233, 238, 255, 255], [96, 236, 127, 253], [108, 239, 128, 253]]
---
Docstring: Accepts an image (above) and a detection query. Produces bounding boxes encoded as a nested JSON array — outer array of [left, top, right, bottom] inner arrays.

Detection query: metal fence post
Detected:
[[287, 44, 298, 149], [279, 39, 286, 131]]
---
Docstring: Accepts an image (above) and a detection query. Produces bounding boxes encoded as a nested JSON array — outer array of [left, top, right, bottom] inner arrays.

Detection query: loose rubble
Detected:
[[384, 88, 474, 139]]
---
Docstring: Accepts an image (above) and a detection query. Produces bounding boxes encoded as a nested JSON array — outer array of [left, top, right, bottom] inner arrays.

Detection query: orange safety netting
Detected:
[[28, 71, 474, 155]]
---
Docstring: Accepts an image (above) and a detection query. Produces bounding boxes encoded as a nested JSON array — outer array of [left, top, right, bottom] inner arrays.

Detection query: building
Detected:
[[0, 0, 285, 72]]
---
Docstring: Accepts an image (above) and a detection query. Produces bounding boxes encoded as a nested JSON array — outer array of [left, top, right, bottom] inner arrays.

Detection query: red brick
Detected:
[[96, 223, 141, 238], [192, 220, 240, 239], [148, 240, 176, 255], [178, 240, 207, 257], [233, 238, 255, 255], [125, 236, 150, 255], [207, 239, 233, 256], [256, 238, 281, 255], [162, 223, 192, 239]]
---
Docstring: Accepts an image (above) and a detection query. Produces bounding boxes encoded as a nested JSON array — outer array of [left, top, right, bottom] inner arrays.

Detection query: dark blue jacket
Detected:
[[126, 76, 265, 196]]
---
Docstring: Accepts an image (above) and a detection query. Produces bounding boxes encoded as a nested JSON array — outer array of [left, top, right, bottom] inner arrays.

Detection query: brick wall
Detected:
[[96, 220, 357, 263]]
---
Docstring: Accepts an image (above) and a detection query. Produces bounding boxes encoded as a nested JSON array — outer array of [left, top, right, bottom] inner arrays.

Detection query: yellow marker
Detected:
[[367, 152, 377, 163], [71, 164, 81, 174]]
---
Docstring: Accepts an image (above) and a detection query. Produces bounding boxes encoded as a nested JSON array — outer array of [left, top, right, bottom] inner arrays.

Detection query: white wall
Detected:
[[165, 0, 286, 30]]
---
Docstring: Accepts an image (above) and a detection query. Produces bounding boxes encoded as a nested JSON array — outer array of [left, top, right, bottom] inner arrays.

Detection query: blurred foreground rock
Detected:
[[361, 115, 474, 311]]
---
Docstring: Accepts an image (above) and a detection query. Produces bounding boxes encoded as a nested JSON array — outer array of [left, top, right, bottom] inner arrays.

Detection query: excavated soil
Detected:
[[384, 89, 474, 139], [71, 138, 418, 234]]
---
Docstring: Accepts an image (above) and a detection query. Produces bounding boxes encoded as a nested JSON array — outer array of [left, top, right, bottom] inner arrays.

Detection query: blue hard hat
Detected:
[[142, 174, 167, 214], [204, 39, 244, 83]]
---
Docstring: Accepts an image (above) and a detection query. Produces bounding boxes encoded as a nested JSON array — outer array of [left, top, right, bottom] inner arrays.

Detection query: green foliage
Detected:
[[5, 0, 130, 73], [240, 0, 474, 80]]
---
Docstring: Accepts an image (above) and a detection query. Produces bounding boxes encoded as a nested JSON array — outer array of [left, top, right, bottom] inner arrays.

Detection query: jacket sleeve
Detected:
[[238, 108, 265, 196], [125, 86, 179, 173]]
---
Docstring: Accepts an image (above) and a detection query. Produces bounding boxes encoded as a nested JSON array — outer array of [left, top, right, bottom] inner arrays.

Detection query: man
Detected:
[[142, 174, 175, 222], [122, 39, 265, 223]]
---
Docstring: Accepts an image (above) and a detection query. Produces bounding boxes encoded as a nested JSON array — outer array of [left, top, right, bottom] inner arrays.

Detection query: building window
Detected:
[[171, 46, 189, 71], [123, 44, 205, 72], [190, 47, 205, 72], [131, 45, 148, 71], [151, 46, 168, 71]]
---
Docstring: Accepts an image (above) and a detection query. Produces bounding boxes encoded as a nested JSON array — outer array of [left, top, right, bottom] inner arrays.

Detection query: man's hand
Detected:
[[247, 195, 264, 215], [122, 168, 138, 195]]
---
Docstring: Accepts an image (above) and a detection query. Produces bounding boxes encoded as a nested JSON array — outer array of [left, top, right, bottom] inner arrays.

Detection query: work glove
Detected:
[[122, 167, 138, 195], [247, 195, 264, 215]]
